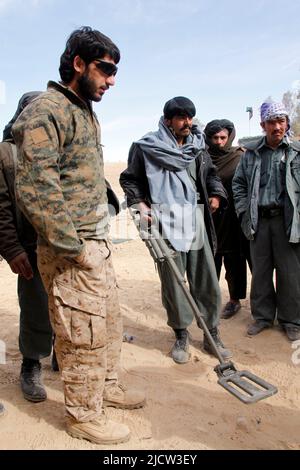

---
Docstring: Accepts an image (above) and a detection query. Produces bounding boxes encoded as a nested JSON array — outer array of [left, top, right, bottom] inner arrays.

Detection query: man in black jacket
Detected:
[[205, 120, 252, 319], [120, 97, 232, 363]]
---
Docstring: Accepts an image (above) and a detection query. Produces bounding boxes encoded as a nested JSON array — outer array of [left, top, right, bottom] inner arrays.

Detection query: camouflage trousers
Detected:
[[37, 240, 122, 422]]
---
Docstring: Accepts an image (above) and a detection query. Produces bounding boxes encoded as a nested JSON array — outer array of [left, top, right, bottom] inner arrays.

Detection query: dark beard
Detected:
[[77, 72, 101, 102]]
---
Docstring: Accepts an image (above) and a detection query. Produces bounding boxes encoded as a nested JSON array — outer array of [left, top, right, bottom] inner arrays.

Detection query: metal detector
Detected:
[[130, 209, 278, 404]]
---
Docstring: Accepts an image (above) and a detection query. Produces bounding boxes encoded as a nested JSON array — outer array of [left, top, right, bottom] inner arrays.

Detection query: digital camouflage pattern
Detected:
[[38, 239, 123, 422], [13, 81, 109, 258]]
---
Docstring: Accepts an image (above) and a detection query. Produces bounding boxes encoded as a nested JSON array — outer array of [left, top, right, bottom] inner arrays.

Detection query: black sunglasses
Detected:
[[94, 60, 118, 77]]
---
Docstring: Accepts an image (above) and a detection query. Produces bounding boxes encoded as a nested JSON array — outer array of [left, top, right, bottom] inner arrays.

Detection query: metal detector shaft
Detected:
[[148, 225, 225, 364]]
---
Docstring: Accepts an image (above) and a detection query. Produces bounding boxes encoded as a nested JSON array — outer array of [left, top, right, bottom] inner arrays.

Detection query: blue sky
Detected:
[[1, 0, 300, 161]]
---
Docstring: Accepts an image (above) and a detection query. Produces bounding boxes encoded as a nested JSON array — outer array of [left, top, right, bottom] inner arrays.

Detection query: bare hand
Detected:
[[209, 196, 221, 213], [138, 202, 152, 227], [9, 252, 33, 280], [69, 243, 96, 270]]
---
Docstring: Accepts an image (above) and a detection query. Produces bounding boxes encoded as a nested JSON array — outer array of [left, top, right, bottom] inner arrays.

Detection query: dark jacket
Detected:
[[0, 92, 42, 263], [0, 142, 37, 262], [3, 91, 41, 142], [233, 137, 300, 242], [120, 143, 227, 254], [205, 120, 244, 253]]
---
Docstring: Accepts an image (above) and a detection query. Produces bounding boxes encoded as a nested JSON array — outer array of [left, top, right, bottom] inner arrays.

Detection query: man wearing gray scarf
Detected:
[[120, 97, 232, 363]]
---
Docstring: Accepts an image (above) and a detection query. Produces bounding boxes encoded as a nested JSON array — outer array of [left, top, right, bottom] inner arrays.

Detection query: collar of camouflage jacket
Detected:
[[47, 81, 94, 114]]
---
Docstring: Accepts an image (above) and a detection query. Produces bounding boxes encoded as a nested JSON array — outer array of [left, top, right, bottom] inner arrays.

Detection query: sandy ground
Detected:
[[0, 163, 300, 450]]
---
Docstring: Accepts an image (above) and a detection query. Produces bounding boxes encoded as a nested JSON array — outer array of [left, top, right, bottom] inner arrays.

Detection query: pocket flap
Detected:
[[53, 280, 104, 316], [61, 370, 86, 384]]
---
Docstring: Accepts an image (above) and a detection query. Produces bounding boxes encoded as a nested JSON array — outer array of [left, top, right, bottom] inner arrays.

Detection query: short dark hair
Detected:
[[163, 96, 196, 120], [59, 26, 120, 83]]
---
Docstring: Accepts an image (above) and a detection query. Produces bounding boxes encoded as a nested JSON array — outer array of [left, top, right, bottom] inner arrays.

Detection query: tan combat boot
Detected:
[[66, 414, 130, 445], [103, 383, 146, 409]]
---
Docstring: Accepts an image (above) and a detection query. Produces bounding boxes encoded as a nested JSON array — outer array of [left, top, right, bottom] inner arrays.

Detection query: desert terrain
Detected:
[[0, 163, 299, 450]]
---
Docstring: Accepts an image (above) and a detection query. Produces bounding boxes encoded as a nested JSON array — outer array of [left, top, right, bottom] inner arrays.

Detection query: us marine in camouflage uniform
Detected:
[[13, 26, 145, 445]]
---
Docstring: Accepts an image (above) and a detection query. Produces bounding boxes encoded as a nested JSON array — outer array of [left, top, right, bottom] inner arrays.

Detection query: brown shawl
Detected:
[[204, 119, 243, 181]]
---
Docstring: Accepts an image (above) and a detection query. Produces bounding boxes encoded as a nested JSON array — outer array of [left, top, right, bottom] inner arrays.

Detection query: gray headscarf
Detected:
[[135, 117, 205, 252]]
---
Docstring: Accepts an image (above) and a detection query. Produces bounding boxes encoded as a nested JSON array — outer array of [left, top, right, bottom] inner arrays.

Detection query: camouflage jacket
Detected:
[[13, 81, 109, 257]]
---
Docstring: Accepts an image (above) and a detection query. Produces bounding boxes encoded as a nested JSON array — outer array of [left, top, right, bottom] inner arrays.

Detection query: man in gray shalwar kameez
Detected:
[[120, 97, 232, 363]]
